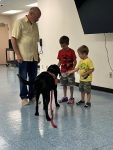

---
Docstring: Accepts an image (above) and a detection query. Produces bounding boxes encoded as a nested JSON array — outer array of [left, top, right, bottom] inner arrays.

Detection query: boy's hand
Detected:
[[66, 71, 70, 76], [82, 72, 89, 79], [67, 70, 74, 75]]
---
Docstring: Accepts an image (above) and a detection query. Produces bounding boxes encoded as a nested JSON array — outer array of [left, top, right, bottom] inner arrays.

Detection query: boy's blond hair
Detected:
[[77, 45, 89, 55]]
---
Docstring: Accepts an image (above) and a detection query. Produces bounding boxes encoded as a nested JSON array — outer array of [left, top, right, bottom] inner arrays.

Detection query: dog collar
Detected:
[[47, 71, 58, 85]]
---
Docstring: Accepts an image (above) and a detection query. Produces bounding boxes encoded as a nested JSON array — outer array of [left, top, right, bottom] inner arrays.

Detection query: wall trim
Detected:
[[75, 82, 113, 93]]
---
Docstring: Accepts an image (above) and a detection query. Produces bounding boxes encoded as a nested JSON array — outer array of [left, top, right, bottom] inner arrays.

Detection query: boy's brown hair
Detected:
[[77, 45, 89, 55], [59, 36, 69, 44]]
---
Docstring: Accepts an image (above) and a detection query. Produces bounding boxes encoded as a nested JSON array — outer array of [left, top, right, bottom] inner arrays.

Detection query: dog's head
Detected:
[[47, 64, 61, 77]]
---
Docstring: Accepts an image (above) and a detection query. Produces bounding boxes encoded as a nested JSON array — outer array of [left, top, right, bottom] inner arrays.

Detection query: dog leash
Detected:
[[50, 90, 57, 128]]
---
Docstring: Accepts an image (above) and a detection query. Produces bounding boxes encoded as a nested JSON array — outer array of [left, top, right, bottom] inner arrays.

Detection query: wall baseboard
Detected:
[[75, 82, 113, 93], [58, 80, 113, 93]]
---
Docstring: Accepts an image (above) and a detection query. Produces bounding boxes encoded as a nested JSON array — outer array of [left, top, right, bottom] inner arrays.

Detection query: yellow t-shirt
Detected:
[[78, 58, 94, 82], [12, 16, 39, 61]]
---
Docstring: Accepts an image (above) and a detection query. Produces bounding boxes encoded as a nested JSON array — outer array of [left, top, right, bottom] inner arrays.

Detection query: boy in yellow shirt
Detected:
[[68, 45, 94, 107]]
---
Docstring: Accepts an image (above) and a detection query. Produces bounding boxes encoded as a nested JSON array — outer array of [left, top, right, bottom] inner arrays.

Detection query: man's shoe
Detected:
[[29, 97, 36, 104], [29, 97, 41, 104], [21, 99, 29, 106]]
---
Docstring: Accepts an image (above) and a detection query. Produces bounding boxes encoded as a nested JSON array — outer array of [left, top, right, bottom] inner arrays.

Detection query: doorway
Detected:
[[0, 23, 9, 64]]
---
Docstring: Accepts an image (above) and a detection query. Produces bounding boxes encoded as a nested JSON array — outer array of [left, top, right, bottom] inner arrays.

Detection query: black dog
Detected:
[[18, 64, 61, 121]]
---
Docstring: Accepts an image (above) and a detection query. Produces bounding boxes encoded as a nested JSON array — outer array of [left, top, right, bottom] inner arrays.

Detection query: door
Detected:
[[0, 23, 9, 64]]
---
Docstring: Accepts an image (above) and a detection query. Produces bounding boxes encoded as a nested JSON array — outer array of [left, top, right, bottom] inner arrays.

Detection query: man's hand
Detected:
[[16, 54, 23, 63]]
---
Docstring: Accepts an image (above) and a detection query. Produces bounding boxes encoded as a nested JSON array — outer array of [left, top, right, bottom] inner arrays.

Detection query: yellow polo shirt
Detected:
[[12, 16, 39, 61]]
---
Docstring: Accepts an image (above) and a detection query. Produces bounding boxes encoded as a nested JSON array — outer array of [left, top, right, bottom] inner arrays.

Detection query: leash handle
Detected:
[[50, 90, 57, 128]]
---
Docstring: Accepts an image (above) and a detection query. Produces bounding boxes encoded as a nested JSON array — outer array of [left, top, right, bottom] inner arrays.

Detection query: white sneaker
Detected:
[[29, 97, 36, 103], [21, 99, 29, 106]]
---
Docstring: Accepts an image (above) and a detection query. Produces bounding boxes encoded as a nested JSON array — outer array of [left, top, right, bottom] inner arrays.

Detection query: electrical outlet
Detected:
[[109, 72, 112, 78]]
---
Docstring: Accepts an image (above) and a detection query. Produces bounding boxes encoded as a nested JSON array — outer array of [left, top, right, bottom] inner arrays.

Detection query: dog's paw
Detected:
[[35, 112, 39, 116], [56, 103, 60, 108]]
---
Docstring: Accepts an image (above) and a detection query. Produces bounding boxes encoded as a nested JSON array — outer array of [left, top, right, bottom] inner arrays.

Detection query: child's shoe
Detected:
[[59, 97, 68, 103], [84, 102, 91, 108], [76, 100, 85, 105], [67, 98, 75, 104]]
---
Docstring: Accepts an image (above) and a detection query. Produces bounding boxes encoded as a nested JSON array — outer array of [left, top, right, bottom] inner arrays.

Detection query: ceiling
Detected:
[[0, 0, 38, 15]]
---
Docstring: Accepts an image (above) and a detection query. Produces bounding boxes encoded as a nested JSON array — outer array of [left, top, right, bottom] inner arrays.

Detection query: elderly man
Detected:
[[11, 7, 41, 106]]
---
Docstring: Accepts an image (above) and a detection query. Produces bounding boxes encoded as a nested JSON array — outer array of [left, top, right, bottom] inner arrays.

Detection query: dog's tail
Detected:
[[17, 74, 34, 85]]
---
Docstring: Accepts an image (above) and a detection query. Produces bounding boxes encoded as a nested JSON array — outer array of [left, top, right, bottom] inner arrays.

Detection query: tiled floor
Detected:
[[0, 66, 113, 150]]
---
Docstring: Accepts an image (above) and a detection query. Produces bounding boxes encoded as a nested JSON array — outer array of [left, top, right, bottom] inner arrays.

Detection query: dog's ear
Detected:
[[47, 66, 54, 73], [55, 65, 61, 76]]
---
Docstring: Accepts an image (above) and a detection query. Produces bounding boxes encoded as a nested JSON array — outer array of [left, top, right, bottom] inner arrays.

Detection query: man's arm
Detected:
[[11, 37, 23, 63]]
